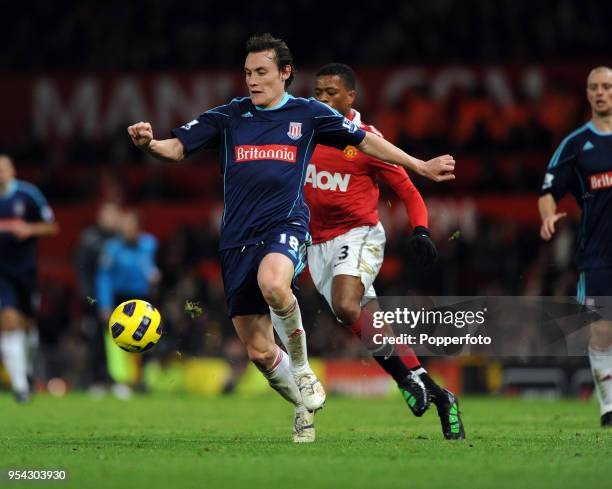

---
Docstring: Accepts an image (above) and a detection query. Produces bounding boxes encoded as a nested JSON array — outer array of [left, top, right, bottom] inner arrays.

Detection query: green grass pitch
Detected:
[[1, 393, 610, 489]]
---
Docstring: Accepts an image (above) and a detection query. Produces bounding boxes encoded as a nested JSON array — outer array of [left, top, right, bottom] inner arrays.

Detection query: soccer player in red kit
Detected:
[[303, 64, 464, 439]]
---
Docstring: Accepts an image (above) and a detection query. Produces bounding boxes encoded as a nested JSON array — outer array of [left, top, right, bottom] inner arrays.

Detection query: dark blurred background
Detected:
[[1, 0, 607, 397], [2, 0, 611, 70]]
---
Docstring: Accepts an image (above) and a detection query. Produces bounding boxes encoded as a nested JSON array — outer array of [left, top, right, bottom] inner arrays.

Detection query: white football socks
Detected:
[[261, 346, 303, 406], [270, 296, 311, 375], [589, 346, 612, 415], [413, 367, 428, 377], [0, 329, 29, 393], [26, 327, 39, 378]]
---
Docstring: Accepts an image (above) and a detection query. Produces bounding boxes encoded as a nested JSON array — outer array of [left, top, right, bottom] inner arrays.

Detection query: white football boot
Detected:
[[292, 407, 315, 443], [295, 371, 326, 411]]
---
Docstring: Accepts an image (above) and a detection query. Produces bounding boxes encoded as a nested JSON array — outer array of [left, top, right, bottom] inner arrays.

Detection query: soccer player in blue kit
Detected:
[[539, 66, 612, 427], [128, 33, 455, 442], [0, 154, 58, 402]]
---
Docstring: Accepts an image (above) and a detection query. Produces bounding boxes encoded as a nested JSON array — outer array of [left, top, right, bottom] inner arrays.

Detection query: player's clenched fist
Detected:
[[422, 154, 456, 182], [127, 122, 154, 149], [126, 122, 185, 161]]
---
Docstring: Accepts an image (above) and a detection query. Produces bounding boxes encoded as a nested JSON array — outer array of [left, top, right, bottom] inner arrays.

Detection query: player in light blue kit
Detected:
[[128, 33, 455, 442], [539, 66, 612, 426]]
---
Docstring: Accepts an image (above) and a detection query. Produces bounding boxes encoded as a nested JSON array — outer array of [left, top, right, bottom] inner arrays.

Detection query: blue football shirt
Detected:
[[172, 93, 366, 250], [0, 179, 55, 281], [95, 234, 158, 310], [541, 122, 612, 270]]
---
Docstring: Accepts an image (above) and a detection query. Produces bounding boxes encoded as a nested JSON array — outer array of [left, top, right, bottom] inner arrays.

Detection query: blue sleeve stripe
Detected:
[[547, 144, 564, 169], [309, 97, 343, 117], [230, 96, 250, 103], [290, 95, 318, 106], [16, 181, 48, 208], [547, 124, 589, 169], [287, 130, 315, 218], [205, 110, 230, 118]]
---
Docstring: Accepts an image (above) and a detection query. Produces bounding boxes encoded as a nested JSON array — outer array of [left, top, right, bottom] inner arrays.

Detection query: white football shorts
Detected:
[[308, 222, 386, 309]]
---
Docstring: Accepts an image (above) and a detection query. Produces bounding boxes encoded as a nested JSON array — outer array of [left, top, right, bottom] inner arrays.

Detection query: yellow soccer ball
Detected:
[[108, 300, 162, 353]]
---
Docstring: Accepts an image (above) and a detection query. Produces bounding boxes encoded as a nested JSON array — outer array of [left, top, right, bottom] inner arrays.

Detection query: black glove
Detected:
[[409, 226, 438, 266]]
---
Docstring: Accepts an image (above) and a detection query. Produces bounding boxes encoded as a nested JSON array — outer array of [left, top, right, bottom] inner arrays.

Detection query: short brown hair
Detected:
[[246, 33, 295, 88]]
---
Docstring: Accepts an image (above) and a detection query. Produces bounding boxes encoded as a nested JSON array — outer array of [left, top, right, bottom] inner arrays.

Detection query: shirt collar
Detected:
[[588, 121, 612, 136], [254, 92, 291, 111]]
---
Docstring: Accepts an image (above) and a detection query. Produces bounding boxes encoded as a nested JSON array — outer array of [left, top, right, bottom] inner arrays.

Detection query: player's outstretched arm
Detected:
[[379, 167, 437, 265], [357, 132, 455, 182], [127, 122, 185, 162], [538, 193, 567, 241], [8, 221, 58, 240]]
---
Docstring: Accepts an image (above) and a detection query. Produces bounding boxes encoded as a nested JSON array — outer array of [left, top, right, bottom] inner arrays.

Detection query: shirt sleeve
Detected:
[[310, 99, 366, 149], [171, 108, 228, 157], [23, 183, 54, 223], [375, 160, 429, 228], [540, 138, 578, 202]]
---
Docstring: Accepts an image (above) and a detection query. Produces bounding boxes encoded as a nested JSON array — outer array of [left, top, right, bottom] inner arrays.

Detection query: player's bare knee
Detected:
[[258, 277, 291, 309], [247, 345, 278, 371], [332, 298, 361, 326]]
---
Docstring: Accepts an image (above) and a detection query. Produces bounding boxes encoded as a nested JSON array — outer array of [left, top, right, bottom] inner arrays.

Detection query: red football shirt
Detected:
[[305, 109, 428, 244]]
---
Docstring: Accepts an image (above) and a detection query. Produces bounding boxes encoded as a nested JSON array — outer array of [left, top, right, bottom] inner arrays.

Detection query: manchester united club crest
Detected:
[[287, 122, 302, 140], [343, 146, 358, 160]]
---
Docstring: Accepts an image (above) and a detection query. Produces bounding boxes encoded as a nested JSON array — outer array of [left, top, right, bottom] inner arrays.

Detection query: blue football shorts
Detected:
[[220, 223, 310, 318], [0, 273, 36, 317]]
